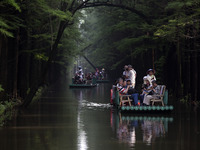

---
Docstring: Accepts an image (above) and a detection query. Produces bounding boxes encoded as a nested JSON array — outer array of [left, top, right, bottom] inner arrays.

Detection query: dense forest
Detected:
[[0, 0, 200, 107], [80, 0, 200, 102]]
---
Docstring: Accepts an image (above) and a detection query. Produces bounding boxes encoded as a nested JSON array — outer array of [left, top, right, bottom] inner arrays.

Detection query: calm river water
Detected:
[[0, 81, 199, 150]]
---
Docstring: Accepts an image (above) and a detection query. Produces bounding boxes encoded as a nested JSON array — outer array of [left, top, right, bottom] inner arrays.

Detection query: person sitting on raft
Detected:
[[143, 80, 161, 106], [117, 78, 139, 106], [74, 73, 80, 84], [146, 69, 156, 85], [74, 72, 84, 84], [86, 72, 92, 80], [117, 78, 129, 95], [140, 76, 152, 105], [126, 79, 139, 106]]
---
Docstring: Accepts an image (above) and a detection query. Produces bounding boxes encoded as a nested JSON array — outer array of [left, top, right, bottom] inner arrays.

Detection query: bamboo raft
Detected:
[[120, 105, 174, 112], [69, 84, 97, 88], [111, 87, 174, 112], [69, 78, 97, 88]]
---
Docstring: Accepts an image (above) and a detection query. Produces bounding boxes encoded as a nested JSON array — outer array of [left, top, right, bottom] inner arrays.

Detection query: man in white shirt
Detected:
[[128, 65, 136, 88]]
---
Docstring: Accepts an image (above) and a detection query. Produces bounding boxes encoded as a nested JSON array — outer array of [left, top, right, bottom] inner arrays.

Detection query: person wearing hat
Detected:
[[140, 76, 152, 105], [127, 65, 136, 88], [146, 69, 156, 85], [143, 80, 161, 106]]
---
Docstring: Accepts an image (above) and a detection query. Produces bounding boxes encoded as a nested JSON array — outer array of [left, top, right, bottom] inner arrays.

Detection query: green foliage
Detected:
[[0, 104, 6, 116], [155, 0, 200, 41], [166, 0, 195, 10], [0, 101, 19, 126], [5, 0, 21, 11], [0, 0, 22, 37], [35, 0, 73, 21], [34, 53, 49, 61], [0, 84, 4, 92], [0, 28, 14, 37]]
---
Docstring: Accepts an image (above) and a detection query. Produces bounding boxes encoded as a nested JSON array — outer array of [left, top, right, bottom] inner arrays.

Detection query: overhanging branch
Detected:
[[74, 2, 151, 24]]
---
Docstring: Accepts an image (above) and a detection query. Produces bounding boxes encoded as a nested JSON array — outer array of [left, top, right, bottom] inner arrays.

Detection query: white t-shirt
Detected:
[[147, 74, 156, 85], [128, 69, 136, 88]]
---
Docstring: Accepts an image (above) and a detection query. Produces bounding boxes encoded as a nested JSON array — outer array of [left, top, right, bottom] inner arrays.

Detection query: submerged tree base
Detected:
[[0, 85, 47, 126], [0, 100, 22, 126]]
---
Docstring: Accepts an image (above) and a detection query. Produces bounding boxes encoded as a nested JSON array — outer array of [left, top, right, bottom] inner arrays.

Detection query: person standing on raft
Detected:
[[127, 65, 136, 88]]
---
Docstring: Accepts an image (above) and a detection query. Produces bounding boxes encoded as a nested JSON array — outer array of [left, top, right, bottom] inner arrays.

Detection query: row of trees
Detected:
[[0, 0, 82, 106], [80, 0, 200, 102]]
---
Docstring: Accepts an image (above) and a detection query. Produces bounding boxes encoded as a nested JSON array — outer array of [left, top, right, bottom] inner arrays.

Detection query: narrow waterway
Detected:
[[0, 81, 199, 150]]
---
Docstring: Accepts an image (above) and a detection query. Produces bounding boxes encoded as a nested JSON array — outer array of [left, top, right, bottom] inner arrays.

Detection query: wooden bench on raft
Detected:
[[119, 94, 132, 106], [116, 87, 132, 106], [150, 85, 166, 106], [117, 90, 132, 106]]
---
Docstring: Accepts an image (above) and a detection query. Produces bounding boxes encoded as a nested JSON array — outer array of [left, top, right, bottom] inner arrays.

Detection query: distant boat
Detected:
[[69, 83, 97, 88], [96, 80, 110, 83], [69, 78, 97, 88]]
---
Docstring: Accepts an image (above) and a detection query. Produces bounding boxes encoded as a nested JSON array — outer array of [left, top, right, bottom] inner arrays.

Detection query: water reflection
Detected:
[[77, 111, 88, 150], [141, 119, 166, 145], [117, 119, 136, 147], [0, 83, 199, 150], [76, 90, 88, 150], [111, 111, 173, 147], [71, 86, 112, 150]]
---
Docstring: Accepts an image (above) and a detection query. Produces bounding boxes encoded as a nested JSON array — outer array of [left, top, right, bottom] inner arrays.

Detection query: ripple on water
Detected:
[[80, 100, 111, 110]]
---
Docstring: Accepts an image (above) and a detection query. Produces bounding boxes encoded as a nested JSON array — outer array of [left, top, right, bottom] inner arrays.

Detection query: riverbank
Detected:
[[0, 100, 22, 126], [0, 85, 48, 126]]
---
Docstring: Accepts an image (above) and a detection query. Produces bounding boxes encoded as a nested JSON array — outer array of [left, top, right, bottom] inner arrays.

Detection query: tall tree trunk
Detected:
[[22, 21, 67, 107], [176, 36, 183, 97], [186, 52, 191, 98], [13, 30, 20, 98], [0, 37, 8, 97], [192, 27, 198, 101], [152, 48, 155, 70], [22, 1, 70, 107]]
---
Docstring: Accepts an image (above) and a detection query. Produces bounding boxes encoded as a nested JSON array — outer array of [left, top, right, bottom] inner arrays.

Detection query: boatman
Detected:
[[76, 66, 84, 83], [127, 65, 136, 88]]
